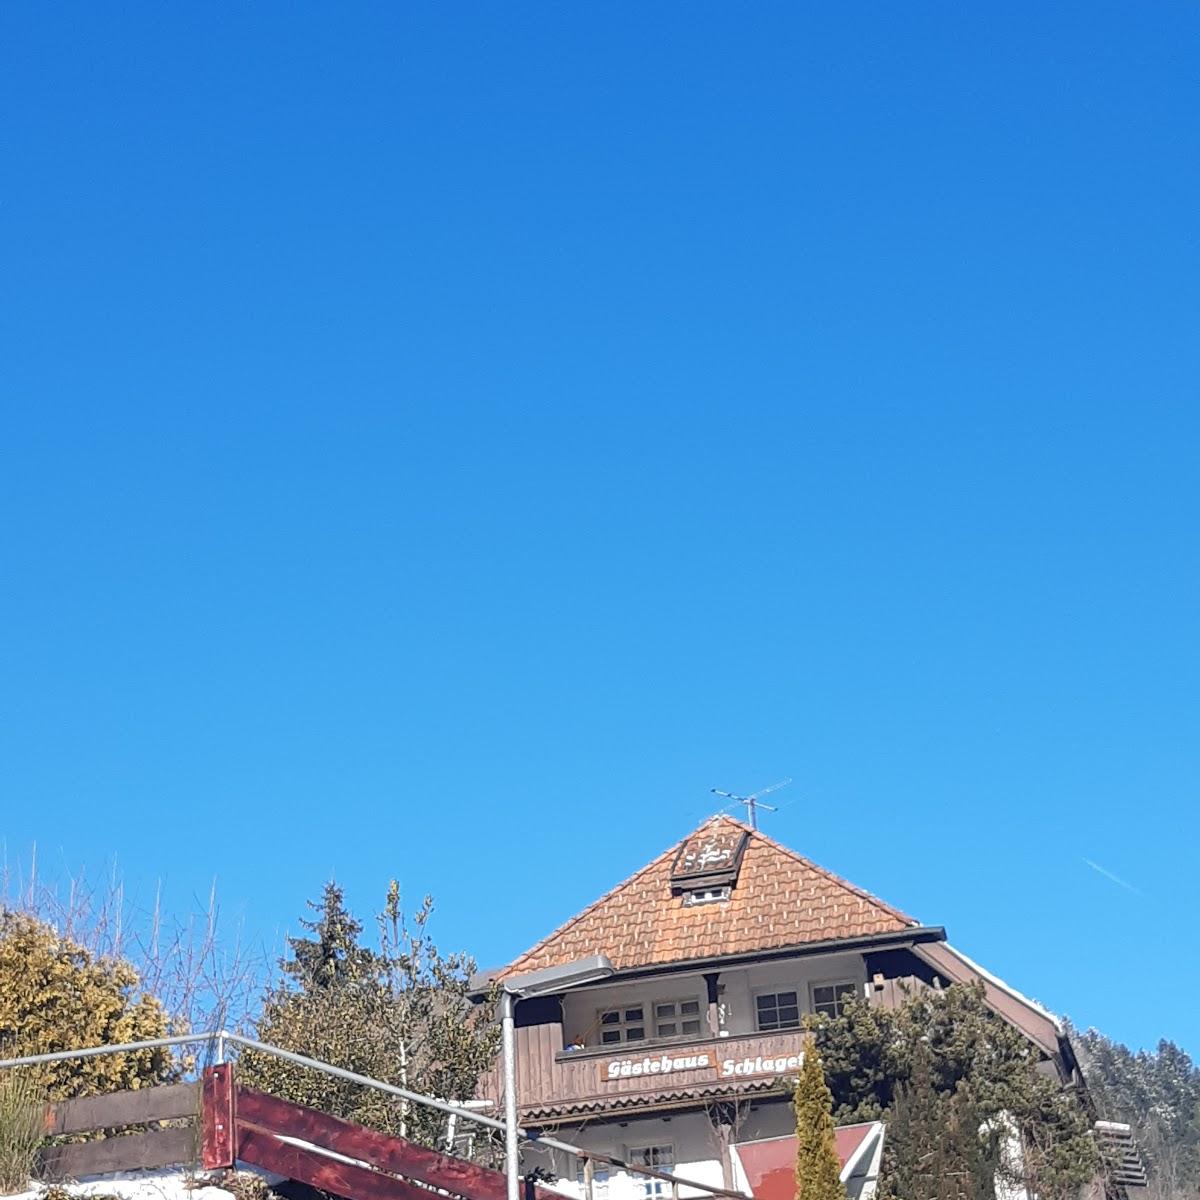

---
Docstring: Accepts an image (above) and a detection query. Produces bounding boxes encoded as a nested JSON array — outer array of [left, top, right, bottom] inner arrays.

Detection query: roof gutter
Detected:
[[603, 925, 946, 985], [474, 926, 946, 997]]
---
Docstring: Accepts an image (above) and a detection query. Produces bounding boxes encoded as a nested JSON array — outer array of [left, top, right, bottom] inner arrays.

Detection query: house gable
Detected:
[[502, 815, 917, 978]]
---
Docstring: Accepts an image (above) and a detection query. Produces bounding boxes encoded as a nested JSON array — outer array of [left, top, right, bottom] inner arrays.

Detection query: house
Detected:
[[475, 814, 1087, 1200]]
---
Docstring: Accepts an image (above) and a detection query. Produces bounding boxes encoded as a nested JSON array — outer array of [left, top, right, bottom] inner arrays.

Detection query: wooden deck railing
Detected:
[[38, 1081, 201, 1180]]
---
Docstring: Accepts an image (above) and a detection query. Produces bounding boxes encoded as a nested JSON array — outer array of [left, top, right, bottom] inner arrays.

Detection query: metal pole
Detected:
[[0, 1032, 214, 1070], [501, 989, 520, 1200]]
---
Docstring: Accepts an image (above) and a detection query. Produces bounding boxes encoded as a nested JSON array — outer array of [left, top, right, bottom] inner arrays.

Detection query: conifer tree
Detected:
[[807, 983, 1096, 1199], [242, 882, 499, 1152], [794, 1042, 846, 1200], [879, 1041, 994, 1200]]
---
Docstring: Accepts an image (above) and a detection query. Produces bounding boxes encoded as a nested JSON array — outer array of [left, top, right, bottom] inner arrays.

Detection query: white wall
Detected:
[[723, 952, 867, 1035], [562, 974, 710, 1047], [522, 1102, 796, 1200]]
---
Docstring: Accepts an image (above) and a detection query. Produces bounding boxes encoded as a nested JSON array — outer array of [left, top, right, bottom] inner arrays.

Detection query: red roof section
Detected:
[[734, 1127, 877, 1200], [503, 815, 916, 977]]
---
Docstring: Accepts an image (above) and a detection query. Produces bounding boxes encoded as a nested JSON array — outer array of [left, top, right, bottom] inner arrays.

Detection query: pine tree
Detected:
[[282, 882, 378, 991], [879, 1043, 994, 1200], [808, 983, 1097, 1199], [794, 1042, 846, 1200], [1071, 1024, 1200, 1200], [241, 882, 499, 1153]]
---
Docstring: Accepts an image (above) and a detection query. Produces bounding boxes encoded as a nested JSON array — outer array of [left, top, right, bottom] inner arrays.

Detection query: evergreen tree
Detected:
[[879, 1042, 994, 1200], [241, 882, 499, 1153], [807, 983, 1096, 1200], [1071, 1024, 1200, 1200], [793, 1042, 846, 1200], [281, 882, 379, 992]]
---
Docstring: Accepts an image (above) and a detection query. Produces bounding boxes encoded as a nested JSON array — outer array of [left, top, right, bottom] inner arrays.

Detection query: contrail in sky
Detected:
[[1082, 858, 1141, 895]]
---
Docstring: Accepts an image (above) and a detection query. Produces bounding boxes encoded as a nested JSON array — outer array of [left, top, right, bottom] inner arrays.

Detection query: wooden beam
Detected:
[[202, 1063, 237, 1169], [236, 1127, 434, 1200], [39, 1127, 197, 1181], [236, 1087, 553, 1200], [43, 1081, 200, 1136]]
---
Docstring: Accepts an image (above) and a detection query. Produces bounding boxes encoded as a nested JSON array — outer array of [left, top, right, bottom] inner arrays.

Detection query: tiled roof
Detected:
[[503, 815, 916, 977]]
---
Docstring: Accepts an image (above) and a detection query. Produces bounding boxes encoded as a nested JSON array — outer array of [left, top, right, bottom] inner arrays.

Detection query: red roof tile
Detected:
[[503, 815, 916, 977]]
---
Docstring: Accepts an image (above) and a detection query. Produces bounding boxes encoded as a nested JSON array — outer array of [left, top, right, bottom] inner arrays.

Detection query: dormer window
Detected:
[[683, 885, 730, 907], [670, 827, 749, 895]]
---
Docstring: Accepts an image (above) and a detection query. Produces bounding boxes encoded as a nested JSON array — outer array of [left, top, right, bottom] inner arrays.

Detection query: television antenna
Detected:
[[711, 778, 792, 830]]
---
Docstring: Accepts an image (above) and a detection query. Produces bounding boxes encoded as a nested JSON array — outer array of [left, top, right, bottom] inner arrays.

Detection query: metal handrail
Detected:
[[0, 1033, 213, 1069], [0, 1031, 749, 1200]]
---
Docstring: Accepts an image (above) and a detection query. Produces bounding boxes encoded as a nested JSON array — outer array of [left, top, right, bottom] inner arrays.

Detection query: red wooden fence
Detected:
[[200, 1065, 554, 1200]]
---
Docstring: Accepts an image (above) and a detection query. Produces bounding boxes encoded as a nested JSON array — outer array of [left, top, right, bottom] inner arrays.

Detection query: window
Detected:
[[654, 998, 703, 1039], [630, 1145, 674, 1198], [683, 886, 730, 907], [599, 1004, 647, 1044], [755, 989, 801, 1031], [576, 1160, 610, 1200], [811, 981, 858, 1019]]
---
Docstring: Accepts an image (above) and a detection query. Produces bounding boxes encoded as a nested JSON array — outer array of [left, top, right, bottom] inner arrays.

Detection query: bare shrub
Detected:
[[2, 846, 270, 1039]]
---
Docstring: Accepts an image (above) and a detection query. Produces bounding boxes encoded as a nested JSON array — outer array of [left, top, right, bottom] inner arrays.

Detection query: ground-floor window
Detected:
[[630, 1144, 674, 1198], [576, 1159, 610, 1199]]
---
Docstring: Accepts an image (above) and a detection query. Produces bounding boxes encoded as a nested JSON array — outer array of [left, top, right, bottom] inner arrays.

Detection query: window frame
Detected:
[[596, 1001, 649, 1045], [753, 986, 802, 1033], [651, 997, 705, 1041], [809, 978, 860, 1020], [627, 1143, 674, 1199]]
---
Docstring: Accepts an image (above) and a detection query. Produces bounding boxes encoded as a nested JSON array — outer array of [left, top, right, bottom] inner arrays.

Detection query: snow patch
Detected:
[[3, 1165, 275, 1200], [942, 942, 1064, 1035]]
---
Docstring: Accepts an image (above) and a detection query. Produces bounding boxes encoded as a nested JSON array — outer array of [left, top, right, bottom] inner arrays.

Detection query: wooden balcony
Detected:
[[486, 1026, 811, 1124]]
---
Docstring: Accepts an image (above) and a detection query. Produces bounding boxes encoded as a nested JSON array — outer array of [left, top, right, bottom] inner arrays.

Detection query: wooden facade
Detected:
[[496, 1025, 813, 1122]]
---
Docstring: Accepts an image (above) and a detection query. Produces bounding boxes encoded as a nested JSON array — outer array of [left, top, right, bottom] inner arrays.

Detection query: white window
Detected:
[[811, 980, 858, 1019], [654, 998, 703, 1039], [599, 1003, 647, 1044], [576, 1159, 610, 1199], [683, 886, 730, 907], [630, 1145, 674, 1198], [755, 989, 801, 1031]]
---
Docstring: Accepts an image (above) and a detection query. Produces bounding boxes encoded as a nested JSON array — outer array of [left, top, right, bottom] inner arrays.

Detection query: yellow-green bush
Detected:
[[0, 911, 173, 1100]]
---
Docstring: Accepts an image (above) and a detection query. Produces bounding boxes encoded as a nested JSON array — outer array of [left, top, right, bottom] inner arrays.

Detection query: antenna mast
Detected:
[[710, 778, 792, 830]]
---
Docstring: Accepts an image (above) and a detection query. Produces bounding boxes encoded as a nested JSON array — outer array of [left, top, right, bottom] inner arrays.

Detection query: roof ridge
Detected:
[[501, 819, 719, 976], [745, 822, 917, 925]]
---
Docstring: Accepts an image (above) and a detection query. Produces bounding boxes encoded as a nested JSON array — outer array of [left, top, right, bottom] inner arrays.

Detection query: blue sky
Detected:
[[2, 3, 1197, 1054]]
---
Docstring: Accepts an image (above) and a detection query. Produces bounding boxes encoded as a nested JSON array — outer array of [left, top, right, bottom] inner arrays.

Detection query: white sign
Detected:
[[722, 1052, 804, 1078], [605, 1050, 804, 1081], [606, 1052, 712, 1079]]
